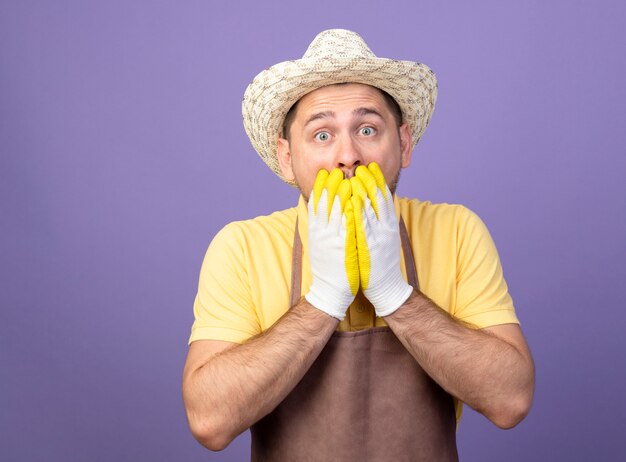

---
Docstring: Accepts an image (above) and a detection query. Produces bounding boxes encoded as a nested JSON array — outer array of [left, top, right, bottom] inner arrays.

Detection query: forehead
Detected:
[[294, 83, 389, 118]]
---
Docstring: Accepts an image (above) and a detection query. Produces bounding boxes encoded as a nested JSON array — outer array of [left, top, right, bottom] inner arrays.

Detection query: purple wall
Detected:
[[2, 1, 625, 460]]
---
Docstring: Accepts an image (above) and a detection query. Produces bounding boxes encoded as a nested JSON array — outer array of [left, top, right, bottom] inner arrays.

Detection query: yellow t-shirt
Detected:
[[190, 195, 518, 344], [189, 195, 519, 423]]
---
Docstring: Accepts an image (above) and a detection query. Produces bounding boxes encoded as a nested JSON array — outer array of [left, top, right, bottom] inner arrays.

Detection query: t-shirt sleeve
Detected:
[[453, 207, 519, 328], [188, 223, 262, 345]]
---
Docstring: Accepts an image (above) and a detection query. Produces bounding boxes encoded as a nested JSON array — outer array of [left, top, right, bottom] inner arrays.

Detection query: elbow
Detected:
[[490, 404, 530, 430], [193, 428, 233, 452], [188, 413, 236, 452], [183, 392, 236, 451], [489, 360, 535, 429], [183, 376, 237, 451], [489, 390, 533, 430]]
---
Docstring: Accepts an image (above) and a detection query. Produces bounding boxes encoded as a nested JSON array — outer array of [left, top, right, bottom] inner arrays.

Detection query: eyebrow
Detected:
[[303, 107, 384, 129], [303, 111, 335, 128], [352, 107, 384, 119]]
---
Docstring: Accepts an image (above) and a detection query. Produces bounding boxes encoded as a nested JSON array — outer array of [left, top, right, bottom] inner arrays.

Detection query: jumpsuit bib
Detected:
[[251, 218, 458, 461]]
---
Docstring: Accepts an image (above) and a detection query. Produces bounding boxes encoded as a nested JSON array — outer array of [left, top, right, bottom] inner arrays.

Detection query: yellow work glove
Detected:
[[305, 168, 359, 320], [350, 163, 413, 317]]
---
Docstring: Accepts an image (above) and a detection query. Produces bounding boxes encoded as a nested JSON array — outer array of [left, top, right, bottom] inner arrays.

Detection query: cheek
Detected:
[[290, 158, 319, 194], [378, 156, 403, 182], [296, 155, 331, 177]]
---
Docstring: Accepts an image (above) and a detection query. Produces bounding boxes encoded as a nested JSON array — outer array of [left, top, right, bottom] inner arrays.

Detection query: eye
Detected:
[[360, 126, 376, 136], [314, 131, 330, 142]]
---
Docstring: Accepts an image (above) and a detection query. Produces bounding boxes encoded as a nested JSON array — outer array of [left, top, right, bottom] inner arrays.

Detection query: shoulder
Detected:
[[396, 197, 495, 259], [206, 206, 298, 264], [396, 196, 480, 229], [213, 206, 297, 244]]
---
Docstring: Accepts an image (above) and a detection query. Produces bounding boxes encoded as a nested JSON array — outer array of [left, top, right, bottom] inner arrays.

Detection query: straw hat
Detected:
[[242, 29, 438, 185]]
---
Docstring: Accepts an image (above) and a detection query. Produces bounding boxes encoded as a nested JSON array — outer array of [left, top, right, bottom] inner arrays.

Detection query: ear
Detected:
[[276, 137, 295, 182], [399, 124, 413, 168]]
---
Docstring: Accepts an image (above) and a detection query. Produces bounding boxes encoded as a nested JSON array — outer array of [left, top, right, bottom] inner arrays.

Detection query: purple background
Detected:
[[2, 1, 625, 460]]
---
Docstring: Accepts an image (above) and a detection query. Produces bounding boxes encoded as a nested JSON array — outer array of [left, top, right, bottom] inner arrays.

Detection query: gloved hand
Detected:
[[350, 163, 413, 317], [305, 168, 359, 320]]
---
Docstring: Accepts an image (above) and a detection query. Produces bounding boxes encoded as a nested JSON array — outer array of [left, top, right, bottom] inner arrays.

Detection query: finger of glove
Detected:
[[312, 169, 329, 215], [325, 168, 345, 219], [310, 188, 330, 224], [328, 189, 343, 227], [343, 199, 360, 296], [349, 175, 371, 271], [355, 165, 381, 219], [337, 178, 352, 213], [362, 194, 379, 232], [362, 191, 401, 275], [350, 190, 371, 290], [365, 163, 395, 223], [375, 183, 396, 224], [367, 162, 389, 202], [351, 175, 378, 231]]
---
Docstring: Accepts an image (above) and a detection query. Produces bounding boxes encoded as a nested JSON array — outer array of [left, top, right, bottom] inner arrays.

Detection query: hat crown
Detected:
[[302, 29, 376, 60]]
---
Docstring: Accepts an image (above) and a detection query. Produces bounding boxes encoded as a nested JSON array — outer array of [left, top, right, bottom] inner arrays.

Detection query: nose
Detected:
[[335, 137, 363, 179]]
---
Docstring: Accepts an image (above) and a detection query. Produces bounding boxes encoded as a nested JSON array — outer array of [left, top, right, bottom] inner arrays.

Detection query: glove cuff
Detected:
[[367, 275, 414, 317], [305, 286, 353, 321]]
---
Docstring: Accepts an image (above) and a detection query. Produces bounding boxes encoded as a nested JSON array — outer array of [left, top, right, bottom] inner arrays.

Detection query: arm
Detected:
[[350, 164, 534, 428], [183, 170, 356, 451], [385, 291, 534, 429], [183, 298, 338, 451]]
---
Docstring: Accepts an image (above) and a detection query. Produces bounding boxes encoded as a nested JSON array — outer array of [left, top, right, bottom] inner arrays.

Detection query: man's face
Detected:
[[276, 83, 412, 200]]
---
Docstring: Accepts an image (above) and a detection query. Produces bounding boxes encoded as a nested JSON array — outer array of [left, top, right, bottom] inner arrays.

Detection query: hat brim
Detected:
[[242, 56, 437, 186]]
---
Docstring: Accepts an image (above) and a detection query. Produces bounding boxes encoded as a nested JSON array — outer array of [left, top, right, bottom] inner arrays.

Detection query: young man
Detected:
[[183, 29, 534, 461]]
